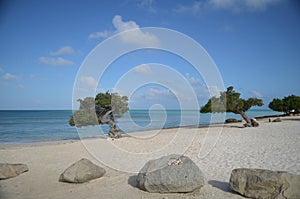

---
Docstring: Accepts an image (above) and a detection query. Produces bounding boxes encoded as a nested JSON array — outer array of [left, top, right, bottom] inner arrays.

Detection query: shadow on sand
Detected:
[[208, 180, 233, 193], [128, 175, 138, 188], [282, 117, 300, 121]]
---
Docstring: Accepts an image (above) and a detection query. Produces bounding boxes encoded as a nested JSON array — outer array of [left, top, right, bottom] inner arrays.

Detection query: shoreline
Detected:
[[0, 113, 289, 147]]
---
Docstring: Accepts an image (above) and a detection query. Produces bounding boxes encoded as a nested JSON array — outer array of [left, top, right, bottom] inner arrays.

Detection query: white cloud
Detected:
[[50, 46, 76, 56], [89, 15, 160, 46], [245, 0, 282, 10], [138, 0, 157, 13], [80, 76, 98, 88], [2, 73, 18, 81], [112, 15, 160, 46], [39, 57, 74, 66], [174, 1, 202, 14], [88, 30, 113, 39], [208, 0, 236, 10], [175, 0, 282, 14], [250, 90, 263, 98], [133, 64, 154, 75], [18, 84, 26, 90], [185, 73, 202, 86], [148, 88, 171, 97], [208, 0, 282, 12], [208, 86, 222, 97]]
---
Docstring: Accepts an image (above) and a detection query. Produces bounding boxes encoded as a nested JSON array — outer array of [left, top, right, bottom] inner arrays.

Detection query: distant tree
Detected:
[[268, 98, 284, 113], [200, 86, 264, 127], [69, 91, 129, 138], [269, 95, 300, 114]]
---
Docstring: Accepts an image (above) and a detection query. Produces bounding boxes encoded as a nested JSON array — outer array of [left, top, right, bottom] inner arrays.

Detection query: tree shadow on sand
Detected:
[[282, 117, 300, 121], [225, 125, 245, 129]]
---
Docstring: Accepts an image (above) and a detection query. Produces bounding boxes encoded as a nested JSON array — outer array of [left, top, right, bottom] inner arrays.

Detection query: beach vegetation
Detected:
[[269, 95, 300, 114], [200, 86, 263, 127], [69, 91, 129, 138]]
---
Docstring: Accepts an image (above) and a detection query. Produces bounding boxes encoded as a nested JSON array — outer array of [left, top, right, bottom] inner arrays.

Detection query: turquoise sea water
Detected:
[[0, 109, 282, 144]]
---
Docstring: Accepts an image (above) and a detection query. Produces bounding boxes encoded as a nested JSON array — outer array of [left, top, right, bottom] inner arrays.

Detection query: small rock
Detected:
[[59, 158, 105, 183], [272, 118, 282, 122], [230, 168, 300, 199], [0, 163, 28, 180], [137, 154, 204, 193]]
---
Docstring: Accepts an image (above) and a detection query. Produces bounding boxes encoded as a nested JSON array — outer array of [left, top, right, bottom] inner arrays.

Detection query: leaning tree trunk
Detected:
[[99, 109, 122, 138], [237, 111, 259, 127]]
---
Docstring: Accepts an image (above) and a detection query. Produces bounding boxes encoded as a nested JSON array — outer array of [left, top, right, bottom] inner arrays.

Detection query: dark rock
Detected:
[[273, 118, 282, 122], [225, 118, 239, 123], [0, 163, 28, 180], [251, 119, 259, 127], [230, 168, 300, 199], [59, 158, 105, 183], [137, 154, 204, 193]]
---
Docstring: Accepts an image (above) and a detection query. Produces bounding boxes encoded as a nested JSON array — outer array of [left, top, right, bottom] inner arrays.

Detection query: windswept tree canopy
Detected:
[[69, 91, 129, 128], [200, 86, 263, 127], [269, 95, 300, 114], [200, 86, 264, 114]]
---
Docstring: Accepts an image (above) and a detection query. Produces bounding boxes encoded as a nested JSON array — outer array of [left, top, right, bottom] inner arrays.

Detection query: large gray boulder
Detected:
[[59, 158, 105, 183], [230, 168, 300, 199], [137, 154, 204, 193], [0, 163, 28, 180]]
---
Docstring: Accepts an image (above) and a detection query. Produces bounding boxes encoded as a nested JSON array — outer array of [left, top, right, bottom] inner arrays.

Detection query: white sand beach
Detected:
[[1, 116, 299, 199]]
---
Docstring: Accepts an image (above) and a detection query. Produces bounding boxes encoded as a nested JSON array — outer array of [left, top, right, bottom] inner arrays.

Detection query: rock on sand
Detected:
[[137, 154, 204, 193], [230, 168, 300, 199], [0, 163, 28, 180], [59, 158, 105, 183]]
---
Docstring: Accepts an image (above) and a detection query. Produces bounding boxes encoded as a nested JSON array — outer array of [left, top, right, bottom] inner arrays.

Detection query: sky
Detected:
[[0, 0, 299, 110]]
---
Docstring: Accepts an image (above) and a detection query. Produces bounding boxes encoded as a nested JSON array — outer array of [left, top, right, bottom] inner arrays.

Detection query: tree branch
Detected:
[[100, 109, 113, 123]]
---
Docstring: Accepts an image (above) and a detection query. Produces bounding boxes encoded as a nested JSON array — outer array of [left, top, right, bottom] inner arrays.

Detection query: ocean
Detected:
[[0, 109, 282, 144]]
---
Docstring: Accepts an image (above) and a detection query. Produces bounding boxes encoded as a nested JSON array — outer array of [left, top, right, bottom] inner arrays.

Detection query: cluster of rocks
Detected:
[[2, 155, 299, 199], [225, 118, 260, 127], [136, 155, 300, 199]]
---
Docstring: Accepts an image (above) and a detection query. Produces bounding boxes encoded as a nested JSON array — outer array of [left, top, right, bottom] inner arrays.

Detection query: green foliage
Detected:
[[69, 91, 129, 127], [78, 97, 95, 110], [200, 86, 263, 114], [269, 95, 300, 114], [268, 98, 284, 112], [69, 109, 98, 127], [111, 93, 129, 117]]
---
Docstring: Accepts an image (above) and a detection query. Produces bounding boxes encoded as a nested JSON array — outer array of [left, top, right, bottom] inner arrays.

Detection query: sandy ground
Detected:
[[0, 116, 299, 199]]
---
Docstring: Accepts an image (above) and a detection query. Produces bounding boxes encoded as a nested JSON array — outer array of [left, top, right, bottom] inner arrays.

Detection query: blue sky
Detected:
[[0, 0, 299, 110]]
